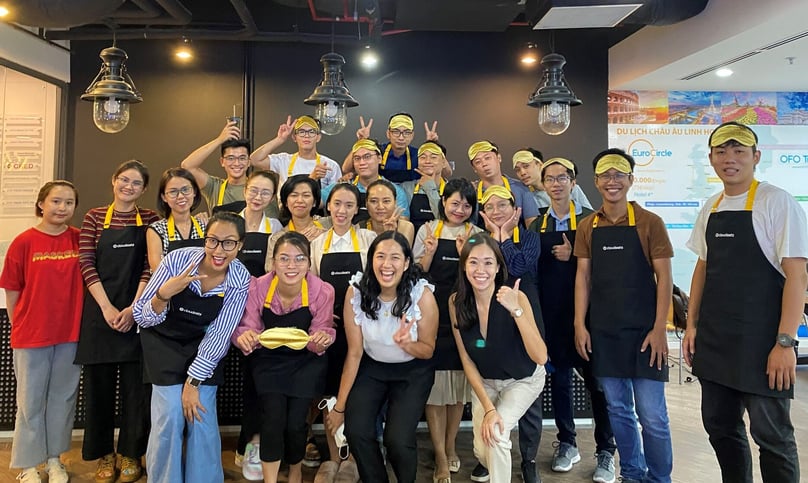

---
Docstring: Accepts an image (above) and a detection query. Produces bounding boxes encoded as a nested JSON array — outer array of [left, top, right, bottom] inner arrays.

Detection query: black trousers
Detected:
[[517, 393, 543, 462], [345, 357, 434, 483], [700, 378, 799, 483], [551, 362, 616, 454], [81, 361, 150, 460], [237, 360, 261, 454], [259, 392, 313, 463]]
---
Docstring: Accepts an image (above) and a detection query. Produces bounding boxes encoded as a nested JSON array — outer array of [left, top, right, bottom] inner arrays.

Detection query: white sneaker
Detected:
[[242, 441, 263, 481], [16, 467, 41, 482], [46, 458, 69, 483]]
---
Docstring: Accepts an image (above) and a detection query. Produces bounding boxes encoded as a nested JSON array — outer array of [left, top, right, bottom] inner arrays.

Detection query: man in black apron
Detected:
[[573, 149, 674, 483], [529, 157, 615, 483], [683, 122, 807, 483], [181, 122, 265, 216], [401, 141, 447, 235], [320, 139, 411, 225]]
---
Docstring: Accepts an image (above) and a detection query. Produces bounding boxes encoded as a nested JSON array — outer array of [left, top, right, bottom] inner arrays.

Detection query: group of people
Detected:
[[1, 117, 805, 483]]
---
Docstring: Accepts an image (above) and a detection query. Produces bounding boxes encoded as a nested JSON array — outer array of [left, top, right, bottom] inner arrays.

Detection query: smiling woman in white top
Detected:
[[326, 231, 438, 483]]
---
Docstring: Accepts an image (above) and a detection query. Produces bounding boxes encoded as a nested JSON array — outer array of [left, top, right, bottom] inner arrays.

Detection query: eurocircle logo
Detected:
[[627, 138, 673, 166]]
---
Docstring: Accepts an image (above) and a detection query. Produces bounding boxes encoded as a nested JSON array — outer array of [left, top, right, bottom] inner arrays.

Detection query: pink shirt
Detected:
[[233, 270, 335, 355]]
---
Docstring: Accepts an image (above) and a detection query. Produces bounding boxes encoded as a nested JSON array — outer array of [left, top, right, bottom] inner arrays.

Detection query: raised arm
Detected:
[[250, 115, 293, 170], [180, 121, 240, 189]]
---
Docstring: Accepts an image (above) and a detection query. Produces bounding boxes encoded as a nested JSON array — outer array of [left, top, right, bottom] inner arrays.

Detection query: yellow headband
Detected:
[[352, 138, 381, 155], [258, 327, 310, 350], [468, 141, 497, 161], [418, 142, 443, 158], [709, 124, 757, 147], [294, 116, 319, 131], [595, 154, 632, 175], [512, 150, 539, 168], [480, 185, 514, 205], [388, 114, 414, 131], [542, 157, 576, 172]]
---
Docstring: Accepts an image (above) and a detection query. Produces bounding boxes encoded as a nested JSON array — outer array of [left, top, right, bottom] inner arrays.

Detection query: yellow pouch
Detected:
[[258, 327, 311, 350]]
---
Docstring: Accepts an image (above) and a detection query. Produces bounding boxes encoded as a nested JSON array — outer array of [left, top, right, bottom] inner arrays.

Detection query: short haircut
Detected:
[[367, 178, 398, 201], [438, 178, 477, 222], [592, 148, 635, 172], [221, 138, 251, 156], [279, 174, 321, 220]]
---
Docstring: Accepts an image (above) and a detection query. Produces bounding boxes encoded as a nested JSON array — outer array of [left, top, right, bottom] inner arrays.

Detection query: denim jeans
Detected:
[[552, 363, 616, 454], [599, 377, 672, 483]]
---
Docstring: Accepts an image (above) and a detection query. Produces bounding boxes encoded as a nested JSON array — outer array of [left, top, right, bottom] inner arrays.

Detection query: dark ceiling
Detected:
[[5, 0, 709, 46]]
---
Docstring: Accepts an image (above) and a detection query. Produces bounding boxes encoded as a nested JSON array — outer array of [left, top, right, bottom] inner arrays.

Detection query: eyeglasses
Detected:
[[275, 254, 308, 266], [164, 186, 194, 199], [352, 153, 377, 163], [295, 129, 319, 138], [204, 237, 239, 252], [246, 187, 274, 199], [595, 172, 630, 182], [389, 129, 413, 138], [223, 155, 249, 163], [543, 175, 572, 185], [116, 176, 144, 188], [483, 201, 512, 213]]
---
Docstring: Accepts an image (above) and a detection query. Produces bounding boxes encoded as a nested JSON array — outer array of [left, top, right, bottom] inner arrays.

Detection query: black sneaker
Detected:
[[521, 459, 541, 483], [470, 462, 490, 482]]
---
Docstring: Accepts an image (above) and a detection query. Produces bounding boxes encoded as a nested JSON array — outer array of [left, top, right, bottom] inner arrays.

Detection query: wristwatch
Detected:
[[511, 307, 524, 318], [776, 333, 799, 348], [187, 376, 203, 388]]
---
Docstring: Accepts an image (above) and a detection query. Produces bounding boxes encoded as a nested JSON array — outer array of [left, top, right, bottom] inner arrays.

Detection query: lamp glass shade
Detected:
[[316, 100, 347, 136], [93, 97, 130, 133], [537, 101, 570, 136]]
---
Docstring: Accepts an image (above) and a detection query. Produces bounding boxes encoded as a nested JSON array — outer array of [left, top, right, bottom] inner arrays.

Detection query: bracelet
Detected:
[[154, 289, 171, 302], [484, 408, 496, 416], [333, 407, 345, 414]]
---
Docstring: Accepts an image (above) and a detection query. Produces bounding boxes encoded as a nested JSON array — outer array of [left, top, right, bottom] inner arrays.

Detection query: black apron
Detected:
[[249, 292, 327, 398], [166, 215, 205, 253], [409, 190, 436, 236], [318, 229, 364, 394], [238, 232, 270, 277], [693, 183, 790, 398], [589, 207, 667, 381], [75, 208, 147, 364], [502, 227, 544, 337], [211, 179, 247, 215], [429, 235, 463, 370], [353, 191, 370, 225], [140, 287, 226, 386], [536, 207, 583, 368]]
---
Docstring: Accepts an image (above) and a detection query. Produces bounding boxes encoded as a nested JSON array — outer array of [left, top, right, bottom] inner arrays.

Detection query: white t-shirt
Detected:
[[349, 273, 434, 363], [686, 182, 808, 276], [269, 152, 342, 190]]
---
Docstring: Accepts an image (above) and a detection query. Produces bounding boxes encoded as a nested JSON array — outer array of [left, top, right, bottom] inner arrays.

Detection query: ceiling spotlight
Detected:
[[715, 68, 733, 77], [81, 46, 142, 134], [175, 38, 193, 61], [0, 6, 9, 17], [527, 53, 582, 136], [360, 46, 378, 70], [304, 52, 359, 136], [521, 43, 539, 65]]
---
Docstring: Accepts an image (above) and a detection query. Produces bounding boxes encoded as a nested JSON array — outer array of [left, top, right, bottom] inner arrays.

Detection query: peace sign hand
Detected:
[[393, 314, 415, 347], [423, 225, 438, 256], [552, 233, 573, 261], [383, 206, 403, 231], [496, 278, 522, 315], [159, 262, 207, 300], [424, 121, 439, 141], [455, 223, 473, 255], [356, 116, 373, 139], [277, 115, 294, 141], [414, 168, 434, 187]]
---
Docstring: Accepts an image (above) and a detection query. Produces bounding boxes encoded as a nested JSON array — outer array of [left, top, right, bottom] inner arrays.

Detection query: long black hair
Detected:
[[353, 230, 427, 320], [453, 232, 508, 330]]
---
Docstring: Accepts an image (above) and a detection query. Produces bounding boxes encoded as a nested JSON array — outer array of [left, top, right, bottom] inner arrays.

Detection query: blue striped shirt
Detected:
[[133, 246, 250, 381]]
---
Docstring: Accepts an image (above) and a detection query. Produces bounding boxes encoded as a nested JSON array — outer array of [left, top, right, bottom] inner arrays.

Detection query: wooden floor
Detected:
[[2, 363, 807, 482]]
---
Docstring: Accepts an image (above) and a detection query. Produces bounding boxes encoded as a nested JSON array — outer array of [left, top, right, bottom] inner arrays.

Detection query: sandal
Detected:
[[448, 455, 461, 474], [95, 454, 116, 483], [433, 469, 451, 483]]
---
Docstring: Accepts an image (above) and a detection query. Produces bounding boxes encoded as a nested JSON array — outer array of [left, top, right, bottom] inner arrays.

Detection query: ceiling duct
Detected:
[[526, 0, 709, 30]]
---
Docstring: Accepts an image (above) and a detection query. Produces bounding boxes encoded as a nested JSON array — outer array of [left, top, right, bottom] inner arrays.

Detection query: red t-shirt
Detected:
[[0, 227, 84, 348]]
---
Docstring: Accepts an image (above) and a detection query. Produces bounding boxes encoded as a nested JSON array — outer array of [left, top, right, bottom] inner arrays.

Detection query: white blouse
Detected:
[[349, 272, 434, 363]]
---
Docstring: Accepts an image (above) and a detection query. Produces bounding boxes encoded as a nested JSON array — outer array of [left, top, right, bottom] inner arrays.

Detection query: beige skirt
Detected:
[[426, 370, 472, 406]]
